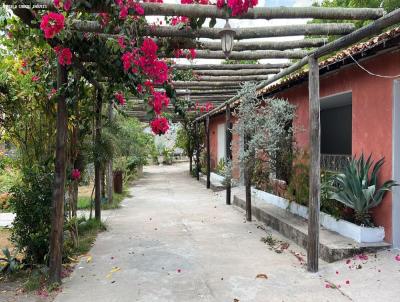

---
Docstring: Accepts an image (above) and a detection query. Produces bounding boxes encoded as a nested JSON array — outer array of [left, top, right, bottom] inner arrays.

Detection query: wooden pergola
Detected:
[[8, 0, 400, 283]]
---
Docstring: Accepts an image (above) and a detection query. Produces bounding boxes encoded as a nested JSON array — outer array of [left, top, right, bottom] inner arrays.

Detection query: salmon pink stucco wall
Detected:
[[208, 114, 241, 180], [208, 114, 225, 171], [275, 50, 400, 242]]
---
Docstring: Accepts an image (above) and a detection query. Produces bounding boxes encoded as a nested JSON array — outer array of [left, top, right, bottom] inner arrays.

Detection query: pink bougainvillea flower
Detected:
[[325, 284, 331, 288], [173, 49, 184, 58], [199, 0, 209, 4], [217, 0, 225, 8], [171, 16, 189, 26], [115, 0, 123, 6], [31, 75, 40, 82], [114, 91, 126, 105], [54, 0, 72, 11], [119, 5, 129, 19], [71, 169, 81, 180], [357, 254, 368, 261], [40, 12, 65, 39], [134, 3, 145, 15], [188, 48, 196, 59], [121, 51, 134, 72], [205, 101, 214, 112], [137, 84, 143, 94], [54, 46, 72, 66], [181, 0, 194, 3], [141, 38, 158, 60], [48, 88, 57, 99], [117, 36, 126, 49], [99, 13, 110, 28], [149, 91, 169, 114], [395, 255, 400, 261], [150, 117, 169, 135]]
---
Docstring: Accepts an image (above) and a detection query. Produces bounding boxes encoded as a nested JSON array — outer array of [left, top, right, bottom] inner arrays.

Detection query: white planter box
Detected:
[[210, 172, 225, 184], [251, 187, 385, 243]]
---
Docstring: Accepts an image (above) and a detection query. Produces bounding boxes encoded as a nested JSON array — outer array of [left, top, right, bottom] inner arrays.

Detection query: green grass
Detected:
[[77, 190, 130, 210], [70, 218, 106, 256]]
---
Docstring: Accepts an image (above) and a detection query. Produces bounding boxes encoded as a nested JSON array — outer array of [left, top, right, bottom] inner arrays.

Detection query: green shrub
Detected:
[[287, 151, 309, 206], [330, 154, 397, 226], [214, 159, 225, 175], [9, 165, 53, 264]]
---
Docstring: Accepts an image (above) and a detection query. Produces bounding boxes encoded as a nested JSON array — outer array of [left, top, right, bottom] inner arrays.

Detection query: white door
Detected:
[[393, 80, 400, 249], [217, 123, 226, 163]]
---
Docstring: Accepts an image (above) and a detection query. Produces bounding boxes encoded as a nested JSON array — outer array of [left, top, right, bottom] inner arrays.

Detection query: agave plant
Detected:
[[330, 154, 397, 226]]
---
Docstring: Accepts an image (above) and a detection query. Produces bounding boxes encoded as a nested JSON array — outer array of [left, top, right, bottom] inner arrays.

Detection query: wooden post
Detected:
[[94, 90, 102, 221], [225, 103, 232, 205], [107, 101, 114, 204], [205, 116, 211, 189], [307, 55, 321, 272], [195, 121, 200, 181], [48, 63, 68, 284], [244, 134, 252, 221]]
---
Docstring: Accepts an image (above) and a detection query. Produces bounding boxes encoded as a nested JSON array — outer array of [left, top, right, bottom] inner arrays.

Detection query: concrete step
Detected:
[[232, 188, 390, 263]]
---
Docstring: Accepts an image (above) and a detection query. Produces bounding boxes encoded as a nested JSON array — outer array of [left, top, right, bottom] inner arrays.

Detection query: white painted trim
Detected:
[[392, 80, 400, 249]]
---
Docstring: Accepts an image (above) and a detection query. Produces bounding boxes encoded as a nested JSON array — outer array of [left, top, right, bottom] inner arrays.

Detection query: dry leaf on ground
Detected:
[[256, 273, 268, 279]]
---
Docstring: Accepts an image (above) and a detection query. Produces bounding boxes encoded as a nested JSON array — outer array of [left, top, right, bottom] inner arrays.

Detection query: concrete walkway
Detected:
[[55, 163, 400, 302]]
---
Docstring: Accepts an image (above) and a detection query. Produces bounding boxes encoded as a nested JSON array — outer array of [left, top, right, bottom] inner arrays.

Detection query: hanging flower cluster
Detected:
[[150, 117, 170, 135], [114, 91, 126, 105], [120, 37, 171, 135], [122, 38, 169, 85], [54, 46, 72, 66], [149, 91, 169, 114], [54, 0, 73, 11], [40, 12, 65, 39]]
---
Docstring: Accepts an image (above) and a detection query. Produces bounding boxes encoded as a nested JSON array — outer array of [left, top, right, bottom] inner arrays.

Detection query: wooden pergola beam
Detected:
[[182, 95, 235, 100], [36, 1, 385, 20], [194, 8, 400, 122], [176, 89, 239, 95], [167, 50, 307, 60], [172, 81, 241, 88], [193, 69, 280, 76], [196, 75, 271, 82], [174, 63, 290, 70], [71, 21, 356, 39], [171, 38, 327, 51]]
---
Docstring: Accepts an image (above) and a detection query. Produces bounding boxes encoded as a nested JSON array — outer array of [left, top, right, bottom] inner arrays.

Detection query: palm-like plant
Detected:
[[330, 154, 397, 226]]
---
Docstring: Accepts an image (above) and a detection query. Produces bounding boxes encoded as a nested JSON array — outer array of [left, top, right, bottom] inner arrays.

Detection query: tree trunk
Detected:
[[48, 63, 68, 285], [94, 90, 102, 221], [107, 102, 114, 204]]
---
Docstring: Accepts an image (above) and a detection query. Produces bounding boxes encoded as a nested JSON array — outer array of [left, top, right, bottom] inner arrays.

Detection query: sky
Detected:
[[150, 0, 317, 65]]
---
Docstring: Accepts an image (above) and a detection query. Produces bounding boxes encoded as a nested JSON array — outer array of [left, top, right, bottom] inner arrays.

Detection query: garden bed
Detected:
[[251, 188, 385, 243]]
